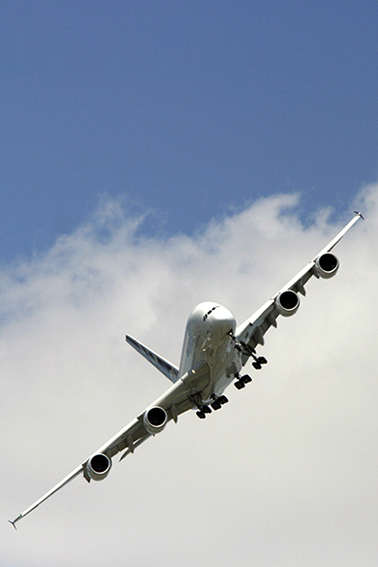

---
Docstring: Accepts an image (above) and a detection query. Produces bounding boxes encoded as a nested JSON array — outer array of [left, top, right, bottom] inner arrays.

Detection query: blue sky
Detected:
[[1, 1, 378, 262]]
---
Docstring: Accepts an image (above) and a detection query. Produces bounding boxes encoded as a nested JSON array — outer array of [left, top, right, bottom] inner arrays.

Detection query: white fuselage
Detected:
[[178, 302, 242, 404]]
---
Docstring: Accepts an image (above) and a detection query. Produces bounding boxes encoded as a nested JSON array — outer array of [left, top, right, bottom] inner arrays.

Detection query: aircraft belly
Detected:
[[199, 341, 241, 403]]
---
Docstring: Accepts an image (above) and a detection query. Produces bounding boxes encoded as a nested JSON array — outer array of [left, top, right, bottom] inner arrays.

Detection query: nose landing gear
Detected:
[[233, 338, 268, 370], [252, 356, 268, 370]]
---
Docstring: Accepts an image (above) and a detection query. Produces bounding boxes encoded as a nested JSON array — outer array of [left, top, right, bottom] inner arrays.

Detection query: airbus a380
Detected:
[[10, 212, 363, 528]]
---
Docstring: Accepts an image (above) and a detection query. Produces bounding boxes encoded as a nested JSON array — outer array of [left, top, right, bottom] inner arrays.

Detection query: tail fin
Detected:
[[126, 335, 179, 383]]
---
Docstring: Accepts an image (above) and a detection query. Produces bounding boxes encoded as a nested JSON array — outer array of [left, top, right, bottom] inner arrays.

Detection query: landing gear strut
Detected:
[[233, 338, 268, 369]]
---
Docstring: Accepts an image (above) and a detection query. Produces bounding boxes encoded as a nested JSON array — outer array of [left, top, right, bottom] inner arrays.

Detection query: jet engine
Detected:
[[85, 453, 112, 482], [314, 252, 339, 279], [275, 289, 300, 317], [143, 406, 168, 435]]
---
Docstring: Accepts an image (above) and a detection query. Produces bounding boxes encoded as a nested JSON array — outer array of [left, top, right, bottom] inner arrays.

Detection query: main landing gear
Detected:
[[233, 351, 268, 389], [196, 395, 229, 419], [234, 353, 267, 389], [234, 374, 253, 389]]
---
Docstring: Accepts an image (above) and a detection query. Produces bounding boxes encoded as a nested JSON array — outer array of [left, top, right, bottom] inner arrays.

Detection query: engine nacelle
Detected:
[[275, 289, 300, 317], [143, 406, 168, 435], [85, 453, 112, 482], [314, 252, 339, 279]]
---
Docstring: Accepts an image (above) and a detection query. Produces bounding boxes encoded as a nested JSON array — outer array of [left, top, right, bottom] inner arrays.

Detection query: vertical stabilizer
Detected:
[[126, 335, 179, 383]]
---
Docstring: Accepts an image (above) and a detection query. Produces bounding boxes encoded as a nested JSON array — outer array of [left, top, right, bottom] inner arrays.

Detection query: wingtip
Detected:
[[354, 211, 365, 220], [8, 517, 20, 530]]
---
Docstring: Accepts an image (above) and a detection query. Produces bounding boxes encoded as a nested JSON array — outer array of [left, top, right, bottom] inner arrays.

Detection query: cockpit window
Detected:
[[203, 305, 220, 321]]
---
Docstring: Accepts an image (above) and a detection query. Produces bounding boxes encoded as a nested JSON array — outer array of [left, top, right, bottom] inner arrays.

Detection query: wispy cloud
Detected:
[[2, 187, 377, 566]]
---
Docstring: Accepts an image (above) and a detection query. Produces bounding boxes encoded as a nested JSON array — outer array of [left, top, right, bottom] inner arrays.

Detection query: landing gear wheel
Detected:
[[234, 380, 245, 390], [218, 395, 229, 405], [252, 361, 262, 370], [211, 400, 222, 411], [196, 410, 206, 419], [241, 374, 252, 384]]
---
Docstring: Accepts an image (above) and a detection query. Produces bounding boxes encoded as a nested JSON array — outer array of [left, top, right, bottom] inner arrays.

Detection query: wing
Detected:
[[9, 363, 210, 528], [235, 212, 363, 365]]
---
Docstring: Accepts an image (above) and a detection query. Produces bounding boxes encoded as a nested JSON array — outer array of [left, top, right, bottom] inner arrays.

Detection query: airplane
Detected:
[[9, 211, 364, 528]]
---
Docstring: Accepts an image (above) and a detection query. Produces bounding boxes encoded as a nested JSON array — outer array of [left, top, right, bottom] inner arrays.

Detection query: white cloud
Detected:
[[1, 187, 378, 566]]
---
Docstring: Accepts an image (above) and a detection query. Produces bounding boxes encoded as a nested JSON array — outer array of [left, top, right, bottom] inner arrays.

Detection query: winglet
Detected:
[[8, 516, 21, 530], [354, 211, 365, 220]]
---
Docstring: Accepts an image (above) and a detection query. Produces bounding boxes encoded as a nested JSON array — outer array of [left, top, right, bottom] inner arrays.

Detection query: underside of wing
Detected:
[[91, 378, 196, 464], [236, 212, 363, 365], [10, 361, 210, 527], [109, 363, 210, 461]]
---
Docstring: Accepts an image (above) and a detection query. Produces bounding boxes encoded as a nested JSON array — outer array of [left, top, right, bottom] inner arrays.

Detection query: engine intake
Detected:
[[314, 252, 339, 279], [85, 453, 112, 482], [143, 406, 168, 435], [275, 290, 300, 317]]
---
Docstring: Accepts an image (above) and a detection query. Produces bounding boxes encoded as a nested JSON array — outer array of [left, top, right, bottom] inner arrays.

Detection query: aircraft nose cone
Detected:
[[207, 305, 237, 338], [212, 305, 233, 322], [186, 302, 236, 338]]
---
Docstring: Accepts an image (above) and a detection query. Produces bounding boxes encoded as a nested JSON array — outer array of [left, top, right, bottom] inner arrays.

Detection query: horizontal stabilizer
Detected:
[[126, 335, 179, 383]]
